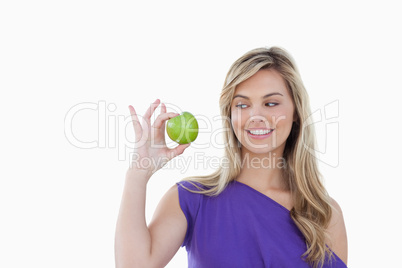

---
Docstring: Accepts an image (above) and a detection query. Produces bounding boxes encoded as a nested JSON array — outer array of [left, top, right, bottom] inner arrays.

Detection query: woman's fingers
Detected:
[[142, 99, 160, 125], [160, 103, 167, 130], [153, 112, 180, 129], [170, 143, 191, 158], [161, 102, 167, 114], [128, 105, 142, 139]]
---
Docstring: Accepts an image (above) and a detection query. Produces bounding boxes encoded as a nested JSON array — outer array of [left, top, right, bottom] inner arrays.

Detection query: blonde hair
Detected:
[[182, 47, 333, 267]]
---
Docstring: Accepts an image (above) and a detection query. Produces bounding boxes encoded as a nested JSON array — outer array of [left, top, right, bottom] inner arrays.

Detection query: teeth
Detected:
[[249, 129, 273, 135]]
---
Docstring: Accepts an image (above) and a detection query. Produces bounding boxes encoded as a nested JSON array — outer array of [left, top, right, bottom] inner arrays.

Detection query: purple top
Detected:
[[177, 180, 347, 268]]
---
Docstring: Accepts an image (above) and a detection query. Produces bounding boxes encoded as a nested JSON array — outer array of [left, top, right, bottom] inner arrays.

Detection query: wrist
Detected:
[[126, 166, 153, 182]]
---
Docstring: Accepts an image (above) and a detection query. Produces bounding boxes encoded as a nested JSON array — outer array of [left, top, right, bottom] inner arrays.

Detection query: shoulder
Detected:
[[177, 180, 207, 191], [152, 184, 183, 219], [176, 180, 205, 210], [148, 184, 187, 244], [326, 197, 348, 265]]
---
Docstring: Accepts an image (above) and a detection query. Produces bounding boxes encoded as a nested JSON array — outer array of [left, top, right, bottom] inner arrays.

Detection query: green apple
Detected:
[[166, 112, 199, 144]]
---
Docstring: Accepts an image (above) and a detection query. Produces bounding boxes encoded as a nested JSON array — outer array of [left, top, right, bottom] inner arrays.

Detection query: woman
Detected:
[[115, 47, 348, 268]]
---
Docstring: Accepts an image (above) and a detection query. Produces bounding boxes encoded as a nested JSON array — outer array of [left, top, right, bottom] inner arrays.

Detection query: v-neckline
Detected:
[[233, 180, 292, 213]]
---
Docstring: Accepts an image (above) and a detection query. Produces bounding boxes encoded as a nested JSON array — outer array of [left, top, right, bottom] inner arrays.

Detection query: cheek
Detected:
[[272, 107, 294, 130], [230, 110, 244, 135]]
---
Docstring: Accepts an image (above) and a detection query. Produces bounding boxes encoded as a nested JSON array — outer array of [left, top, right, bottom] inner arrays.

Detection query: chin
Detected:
[[242, 145, 277, 155], [241, 140, 286, 156]]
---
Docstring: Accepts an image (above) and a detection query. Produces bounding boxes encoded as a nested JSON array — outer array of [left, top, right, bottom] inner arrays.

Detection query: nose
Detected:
[[248, 108, 269, 126], [249, 115, 266, 124], [251, 117, 264, 123]]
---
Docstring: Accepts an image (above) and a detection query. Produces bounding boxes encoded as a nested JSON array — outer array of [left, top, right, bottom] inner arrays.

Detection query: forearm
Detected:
[[115, 168, 153, 268]]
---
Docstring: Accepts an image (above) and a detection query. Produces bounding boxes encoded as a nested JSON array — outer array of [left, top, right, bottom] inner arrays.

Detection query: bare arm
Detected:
[[148, 184, 187, 267], [114, 99, 190, 268], [114, 169, 152, 268], [115, 171, 187, 268], [326, 198, 348, 265]]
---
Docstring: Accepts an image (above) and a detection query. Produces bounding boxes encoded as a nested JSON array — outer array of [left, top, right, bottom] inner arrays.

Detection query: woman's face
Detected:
[[230, 68, 296, 155]]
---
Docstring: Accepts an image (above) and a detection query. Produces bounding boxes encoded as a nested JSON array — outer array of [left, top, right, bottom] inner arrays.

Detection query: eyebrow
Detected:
[[232, 92, 284, 100]]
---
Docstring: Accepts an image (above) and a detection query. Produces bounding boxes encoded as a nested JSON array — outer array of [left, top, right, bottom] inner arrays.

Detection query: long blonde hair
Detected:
[[182, 47, 333, 267]]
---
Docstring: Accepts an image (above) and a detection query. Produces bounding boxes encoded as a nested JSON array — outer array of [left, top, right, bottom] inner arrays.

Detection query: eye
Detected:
[[235, 104, 248, 109], [266, 102, 278, 107]]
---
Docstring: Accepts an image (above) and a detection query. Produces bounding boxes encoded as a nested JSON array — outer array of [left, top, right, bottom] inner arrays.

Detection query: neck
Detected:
[[236, 148, 288, 191]]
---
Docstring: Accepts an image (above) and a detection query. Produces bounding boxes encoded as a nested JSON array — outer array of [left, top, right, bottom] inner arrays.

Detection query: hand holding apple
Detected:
[[127, 99, 192, 177]]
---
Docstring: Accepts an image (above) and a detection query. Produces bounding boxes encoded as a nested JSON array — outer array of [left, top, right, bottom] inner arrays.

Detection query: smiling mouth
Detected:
[[246, 129, 275, 135]]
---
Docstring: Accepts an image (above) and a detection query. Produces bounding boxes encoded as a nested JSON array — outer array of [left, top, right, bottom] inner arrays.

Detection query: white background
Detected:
[[1, 1, 401, 267]]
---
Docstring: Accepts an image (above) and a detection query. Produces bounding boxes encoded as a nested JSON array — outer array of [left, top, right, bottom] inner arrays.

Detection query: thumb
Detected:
[[170, 143, 191, 158]]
